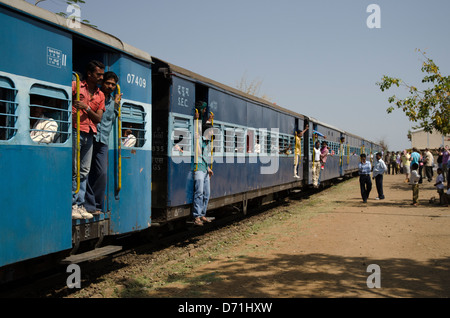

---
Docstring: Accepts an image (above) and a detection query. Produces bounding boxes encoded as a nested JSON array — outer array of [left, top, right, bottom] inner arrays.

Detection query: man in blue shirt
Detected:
[[358, 153, 372, 203], [410, 147, 421, 167], [85, 72, 122, 214]]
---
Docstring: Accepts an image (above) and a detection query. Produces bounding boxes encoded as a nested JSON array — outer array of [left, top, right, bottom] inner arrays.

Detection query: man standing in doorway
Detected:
[[84, 71, 122, 215], [293, 124, 308, 178], [192, 122, 214, 226], [312, 141, 321, 188], [71, 60, 106, 220]]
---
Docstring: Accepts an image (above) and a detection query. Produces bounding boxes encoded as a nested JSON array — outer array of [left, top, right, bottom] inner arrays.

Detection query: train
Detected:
[[0, 0, 382, 282]]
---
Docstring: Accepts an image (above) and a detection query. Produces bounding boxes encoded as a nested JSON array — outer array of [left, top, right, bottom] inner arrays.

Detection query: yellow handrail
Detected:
[[73, 72, 81, 194], [195, 109, 199, 172], [210, 111, 214, 170], [116, 84, 122, 193], [347, 143, 350, 164], [312, 133, 316, 169]]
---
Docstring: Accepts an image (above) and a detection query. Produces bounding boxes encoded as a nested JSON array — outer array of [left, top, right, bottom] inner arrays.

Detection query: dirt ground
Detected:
[[68, 173, 450, 298]]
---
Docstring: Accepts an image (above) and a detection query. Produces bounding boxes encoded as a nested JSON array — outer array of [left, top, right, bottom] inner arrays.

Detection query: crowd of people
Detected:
[[358, 146, 450, 207]]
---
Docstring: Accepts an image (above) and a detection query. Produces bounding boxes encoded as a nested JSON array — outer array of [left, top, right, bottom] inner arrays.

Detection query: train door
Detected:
[[72, 37, 152, 238], [106, 54, 152, 234], [302, 118, 309, 182], [339, 133, 347, 176]]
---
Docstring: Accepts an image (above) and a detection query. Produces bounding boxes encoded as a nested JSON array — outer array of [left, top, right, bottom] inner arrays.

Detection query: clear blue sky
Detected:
[[29, 0, 450, 151]]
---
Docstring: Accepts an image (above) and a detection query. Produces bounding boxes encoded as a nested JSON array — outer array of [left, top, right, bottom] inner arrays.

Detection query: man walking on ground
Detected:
[[358, 153, 372, 203], [372, 152, 387, 200]]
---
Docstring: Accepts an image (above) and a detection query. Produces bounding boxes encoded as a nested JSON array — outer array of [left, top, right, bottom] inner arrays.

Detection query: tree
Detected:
[[376, 49, 449, 136], [236, 72, 272, 102], [33, 0, 97, 28]]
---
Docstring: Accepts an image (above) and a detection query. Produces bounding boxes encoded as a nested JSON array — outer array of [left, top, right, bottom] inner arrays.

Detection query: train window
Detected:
[[255, 131, 261, 153], [29, 84, 70, 144], [121, 103, 146, 148], [0, 76, 18, 141], [224, 126, 235, 153], [210, 126, 222, 155], [246, 129, 254, 153], [278, 134, 294, 156], [260, 130, 269, 154], [268, 131, 278, 154], [235, 128, 245, 154], [171, 116, 192, 156]]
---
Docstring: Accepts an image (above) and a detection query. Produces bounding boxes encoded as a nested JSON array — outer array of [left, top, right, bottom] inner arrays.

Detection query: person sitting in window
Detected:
[[30, 96, 58, 144], [122, 128, 136, 147]]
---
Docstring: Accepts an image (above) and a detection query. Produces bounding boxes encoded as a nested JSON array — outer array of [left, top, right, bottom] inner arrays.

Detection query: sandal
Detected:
[[194, 218, 203, 226], [201, 216, 211, 223]]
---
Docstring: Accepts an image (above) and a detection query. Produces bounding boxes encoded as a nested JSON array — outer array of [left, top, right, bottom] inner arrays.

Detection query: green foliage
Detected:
[[34, 0, 97, 28], [377, 49, 450, 136]]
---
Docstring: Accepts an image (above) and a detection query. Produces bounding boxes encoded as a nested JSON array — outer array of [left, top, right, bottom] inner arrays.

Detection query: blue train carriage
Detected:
[[344, 131, 366, 175], [0, 0, 152, 276], [305, 117, 346, 186], [151, 57, 307, 223]]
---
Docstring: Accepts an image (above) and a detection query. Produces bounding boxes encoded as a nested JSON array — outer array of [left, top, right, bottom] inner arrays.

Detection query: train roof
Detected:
[[0, 0, 152, 64], [158, 57, 382, 146], [307, 116, 345, 133], [153, 57, 305, 120]]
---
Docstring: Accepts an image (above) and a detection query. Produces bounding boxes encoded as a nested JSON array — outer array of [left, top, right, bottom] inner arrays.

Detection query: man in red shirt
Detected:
[[71, 60, 106, 219]]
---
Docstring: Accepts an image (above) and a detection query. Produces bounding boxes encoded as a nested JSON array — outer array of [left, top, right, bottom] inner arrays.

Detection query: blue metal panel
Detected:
[[209, 89, 247, 127], [167, 160, 194, 206], [0, 145, 72, 267], [107, 148, 152, 234], [279, 112, 296, 135], [0, 6, 72, 86], [170, 77, 195, 116], [247, 102, 263, 129], [263, 107, 278, 131], [318, 156, 341, 182], [109, 54, 151, 104]]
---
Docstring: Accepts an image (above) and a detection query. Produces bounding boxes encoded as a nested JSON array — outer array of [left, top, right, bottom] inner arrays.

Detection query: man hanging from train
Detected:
[[192, 114, 214, 226], [293, 124, 308, 178], [84, 71, 122, 215], [71, 60, 106, 220]]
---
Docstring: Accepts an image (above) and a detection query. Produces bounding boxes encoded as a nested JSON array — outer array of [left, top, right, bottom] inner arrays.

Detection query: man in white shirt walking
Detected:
[[372, 152, 387, 200]]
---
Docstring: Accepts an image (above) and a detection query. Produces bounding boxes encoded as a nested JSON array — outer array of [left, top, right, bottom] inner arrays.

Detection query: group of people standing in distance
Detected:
[[358, 146, 450, 207]]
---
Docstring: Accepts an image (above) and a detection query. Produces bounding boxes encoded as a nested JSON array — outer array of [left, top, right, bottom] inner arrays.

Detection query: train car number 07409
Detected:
[[126, 73, 147, 88]]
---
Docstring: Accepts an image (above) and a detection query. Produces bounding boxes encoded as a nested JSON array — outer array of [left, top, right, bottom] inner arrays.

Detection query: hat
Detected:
[[196, 101, 207, 110]]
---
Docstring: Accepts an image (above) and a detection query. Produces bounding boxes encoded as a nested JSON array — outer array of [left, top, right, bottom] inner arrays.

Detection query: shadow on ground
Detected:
[[117, 252, 450, 298]]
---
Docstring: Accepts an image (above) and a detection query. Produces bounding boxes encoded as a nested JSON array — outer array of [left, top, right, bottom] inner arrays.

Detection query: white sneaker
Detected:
[[72, 205, 82, 220], [78, 205, 93, 219]]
